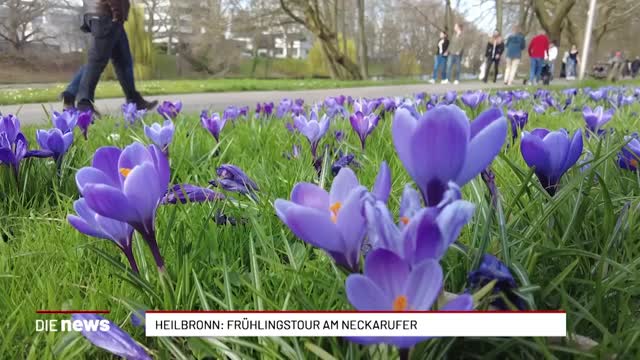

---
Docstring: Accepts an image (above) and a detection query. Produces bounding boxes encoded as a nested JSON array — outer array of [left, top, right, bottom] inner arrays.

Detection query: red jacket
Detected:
[[528, 34, 549, 59]]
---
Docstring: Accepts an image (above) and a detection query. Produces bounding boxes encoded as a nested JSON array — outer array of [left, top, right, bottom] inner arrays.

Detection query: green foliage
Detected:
[[396, 50, 422, 76], [307, 35, 358, 78], [2, 84, 640, 359]]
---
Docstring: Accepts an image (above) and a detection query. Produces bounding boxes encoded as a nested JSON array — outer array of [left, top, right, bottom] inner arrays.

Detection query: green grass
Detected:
[[0, 78, 424, 106], [1, 86, 640, 359]]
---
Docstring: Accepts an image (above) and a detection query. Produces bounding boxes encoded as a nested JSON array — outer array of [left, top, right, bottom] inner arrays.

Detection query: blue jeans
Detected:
[[567, 59, 577, 77], [446, 55, 461, 81], [77, 15, 140, 104], [432, 55, 448, 81], [529, 57, 544, 83], [64, 65, 85, 97]]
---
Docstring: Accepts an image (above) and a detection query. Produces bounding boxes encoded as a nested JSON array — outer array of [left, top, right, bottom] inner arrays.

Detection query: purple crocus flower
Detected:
[[77, 110, 93, 140], [277, 98, 293, 118], [467, 253, 526, 310], [349, 111, 380, 150], [201, 111, 227, 142], [507, 109, 528, 140], [579, 151, 594, 173], [364, 182, 474, 264], [562, 88, 578, 97], [68, 198, 138, 272], [392, 105, 507, 205], [72, 314, 151, 360], [223, 105, 240, 122], [144, 120, 174, 154], [583, 106, 615, 134], [274, 168, 367, 271], [162, 183, 225, 204], [293, 112, 330, 157], [52, 110, 77, 133], [210, 164, 259, 195], [157, 100, 182, 119], [512, 90, 530, 100], [122, 103, 147, 124], [533, 103, 547, 114], [76, 143, 170, 271], [520, 128, 583, 196], [460, 90, 487, 109], [345, 249, 473, 348], [488, 95, 504, 108], [256, 102, 275, 117], [36, 128, 73, 163], [442, 91, 457, 105], [331, 153, 356, 176], [0, 116, 32, 180], [239, 105, 249, 117], [589, 89, 607, 102], [334, 130, 344, 142], [617, 136, 640, 171]]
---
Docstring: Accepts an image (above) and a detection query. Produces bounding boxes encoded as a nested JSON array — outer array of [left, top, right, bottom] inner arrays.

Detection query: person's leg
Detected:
[[535, 58, 543, 82], [64, 66, 85, 97], [493, 59, 500, 82], [549, 62, 555, 80], [110, 25, 141, 103], [432, 55, 439, 80], [454, 56, 461, 82], [483, 57, 490, 82], [509, 58, 520, 85], [446, 56, 453, 81], [76, 16, 117, 106], [440, 56, 448, 80], [529, 58, 536, 84], [504, 58, 512, 84]]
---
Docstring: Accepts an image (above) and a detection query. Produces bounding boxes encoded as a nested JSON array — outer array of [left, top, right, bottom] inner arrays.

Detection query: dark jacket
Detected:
[[85, 0, 130, 22], [485, 41, 504, 59], [505, 33, 525, 59], [436, 38, 450, 56]]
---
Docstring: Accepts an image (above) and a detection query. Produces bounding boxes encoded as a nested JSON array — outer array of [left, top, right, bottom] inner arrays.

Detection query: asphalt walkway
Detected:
[[1, 81, 556, 125]]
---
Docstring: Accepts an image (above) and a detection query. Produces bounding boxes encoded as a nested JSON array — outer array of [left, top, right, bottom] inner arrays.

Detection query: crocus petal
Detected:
[[441, 294, 474, 311], [363, 249, 409, 297], [404, 259, 443, 310], [436, 200, 475, 246], [372, 161, 391, 203], [392, 108, 419, 180], [280, 203, 343, 252], [521, 132, 551, 175], [68, 215, 108, 240], [122, 162, 162, 226], [76, 167, 115, 195], [72, 314, 151, 360], [412, 212, 447, 262], [290, 182, 330, 210], [456, 113, 507, 185], [118, 142, 153, 172], [345, 275, 392, 311], [329, 167, 360, 203], [335, 186, 367, 267], [542, 131, 570, 177], [83, 184, 138, 223], [562, 129, 583, 173], [92, 147, 123, 186]]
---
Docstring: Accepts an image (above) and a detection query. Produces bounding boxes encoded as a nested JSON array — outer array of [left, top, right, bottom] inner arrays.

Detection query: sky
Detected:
[[458, 0, 498, 33]]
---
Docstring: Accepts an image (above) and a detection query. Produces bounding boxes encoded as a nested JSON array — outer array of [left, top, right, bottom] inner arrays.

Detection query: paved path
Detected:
[[2, 81, 539, 125]]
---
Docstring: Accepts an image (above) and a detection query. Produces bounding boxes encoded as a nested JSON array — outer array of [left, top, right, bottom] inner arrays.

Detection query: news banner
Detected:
[[141, 311, 567, 337]]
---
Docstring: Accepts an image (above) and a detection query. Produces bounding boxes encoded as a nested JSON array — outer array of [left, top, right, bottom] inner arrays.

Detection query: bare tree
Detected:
[[531, 0, 576, 44], [356, 0, 368, 78], [279, 0, 362, 79], [0, 0, 56, 51]]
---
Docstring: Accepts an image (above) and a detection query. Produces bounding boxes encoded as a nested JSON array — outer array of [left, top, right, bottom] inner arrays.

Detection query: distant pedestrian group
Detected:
[[427, 25, 587, 86]]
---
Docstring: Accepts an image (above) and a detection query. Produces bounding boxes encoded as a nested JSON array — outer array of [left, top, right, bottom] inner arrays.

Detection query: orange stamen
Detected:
[[400, 216, 410, 225], [393, 295, 409, 311], [329, 202, 342, 223], [630, 159, 639, 168], [119, 168, 132, 177]]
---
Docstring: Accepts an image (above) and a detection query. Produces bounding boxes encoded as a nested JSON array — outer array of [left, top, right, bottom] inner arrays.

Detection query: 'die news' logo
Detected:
[[36, 319, 110, 332]]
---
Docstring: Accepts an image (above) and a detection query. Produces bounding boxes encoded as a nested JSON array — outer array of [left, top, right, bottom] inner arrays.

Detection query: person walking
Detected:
[[631, 56, 640, 78], [429, 31, 449, 84], [527, 32, 550, 85], [503, 25, 525, 85], [445, 23, 466, 85], [483, 30, 504, 83], [74, 0, 157, 114], [546, 41, 558, 80], [565, 44, 579, 80]]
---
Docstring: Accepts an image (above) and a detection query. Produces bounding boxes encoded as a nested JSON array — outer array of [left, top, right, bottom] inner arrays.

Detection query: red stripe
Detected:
[[145, 310, 566, 314], [36, 310, 110, 314]]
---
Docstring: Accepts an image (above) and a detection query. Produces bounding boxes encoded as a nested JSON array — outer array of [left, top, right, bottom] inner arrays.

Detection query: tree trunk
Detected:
[[532, 0, 576, 45], [341, 0, 347, 53], [496, 0, 503, 33], [357, 0, 368, 79]]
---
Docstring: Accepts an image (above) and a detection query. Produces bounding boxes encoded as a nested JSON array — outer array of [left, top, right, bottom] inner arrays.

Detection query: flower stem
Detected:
[[142, 229, 165, 272], [399, 348, 410, 360], [122, 246, 140, 274]]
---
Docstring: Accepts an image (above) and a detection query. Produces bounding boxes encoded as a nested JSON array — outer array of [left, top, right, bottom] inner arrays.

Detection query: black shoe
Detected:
[[77, 100, 102, 119], [61, 92, 75, 110], [135, 98, 159, 112]]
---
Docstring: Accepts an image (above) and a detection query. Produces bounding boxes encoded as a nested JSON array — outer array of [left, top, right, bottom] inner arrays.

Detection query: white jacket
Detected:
[[547, 46, 558, 61]]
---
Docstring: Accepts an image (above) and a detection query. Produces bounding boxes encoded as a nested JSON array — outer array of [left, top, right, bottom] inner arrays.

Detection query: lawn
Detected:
[[0, 78, 425, 106], [1, 85, 639, 359]]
